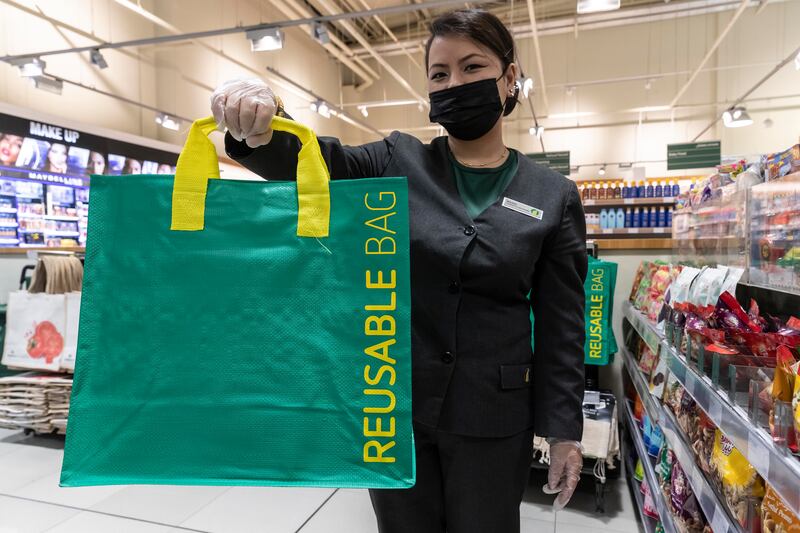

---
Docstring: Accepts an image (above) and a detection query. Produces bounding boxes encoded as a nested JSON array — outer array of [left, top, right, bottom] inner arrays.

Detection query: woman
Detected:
[[122, 158, 142, 174], [212, 9, 585, 533], [43, 142, 68, 174], [87, 151, 106, 175], [0, 134, 23, 167]]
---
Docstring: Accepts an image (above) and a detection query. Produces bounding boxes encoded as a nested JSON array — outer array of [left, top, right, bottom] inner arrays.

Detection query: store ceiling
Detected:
[[315, 0, 694, 46]]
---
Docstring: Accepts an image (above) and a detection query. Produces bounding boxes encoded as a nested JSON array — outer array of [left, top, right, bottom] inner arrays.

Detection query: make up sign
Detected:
[[667, 141, 721, 171], [526, 151, 570, 176]]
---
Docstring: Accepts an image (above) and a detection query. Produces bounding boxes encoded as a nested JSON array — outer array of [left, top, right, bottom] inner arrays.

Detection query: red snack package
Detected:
[[719, 292, 762, 333]]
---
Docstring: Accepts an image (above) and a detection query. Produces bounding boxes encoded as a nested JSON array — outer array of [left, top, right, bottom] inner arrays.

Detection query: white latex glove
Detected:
[[542, 439, 583, 510], [210, 78, 276, 148]]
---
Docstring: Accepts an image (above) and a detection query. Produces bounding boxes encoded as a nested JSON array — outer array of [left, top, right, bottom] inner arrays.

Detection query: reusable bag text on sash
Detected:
[[61, 117, 414, 488], [584, 256, 618, 365]]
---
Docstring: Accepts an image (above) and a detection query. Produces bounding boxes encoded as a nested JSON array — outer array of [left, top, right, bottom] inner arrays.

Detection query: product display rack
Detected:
[[622, 397, 678, 533], [623, 300, 800, 519], [624, 451, 658, 533], [589, 228, 672, 236], [584, 197, 677, 207], [663, 342, 800, 517], [622, 344, 742, 533]]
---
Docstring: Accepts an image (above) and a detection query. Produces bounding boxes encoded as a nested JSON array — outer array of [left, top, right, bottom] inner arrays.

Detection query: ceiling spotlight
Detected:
[[577, 0, 621, 14], [645, 79, 653, 91], [763, 118, 774, 128], [312, 100, 331, 118], [619, 162, 633, 169], [566, 86, 575, 96], [358, 105, 369, 118], [90, 49, 108, 69], [312, 22, 330, 45], [11, 57, 46, 77], [246, 27, 284, 52], [528, 126, 544, 138], [155, 113, 180, 131], [520, 77, 534, 99], [31, 75, 62, 95], [598, 165, 607, 176], [722, 106, 753, 128], [417, 103, 424, 112]]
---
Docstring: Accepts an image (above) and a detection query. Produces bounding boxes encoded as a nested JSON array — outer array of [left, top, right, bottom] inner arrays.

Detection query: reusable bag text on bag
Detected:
[[61, 117, 414, 488]]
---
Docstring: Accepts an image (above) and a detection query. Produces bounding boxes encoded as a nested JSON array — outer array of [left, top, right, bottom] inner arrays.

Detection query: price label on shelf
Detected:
[[711, 506, 730, 533], [685, 373, 696, 398], [624, 198, 634, 204], [709, 395, 723, 426], [747, 432, 771, 478], [691, 467, 705, 492], [630, 228, 640, 234]]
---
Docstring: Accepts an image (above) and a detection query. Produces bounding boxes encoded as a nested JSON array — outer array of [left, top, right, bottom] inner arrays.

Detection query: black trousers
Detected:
[[369, 422, 535, 533]]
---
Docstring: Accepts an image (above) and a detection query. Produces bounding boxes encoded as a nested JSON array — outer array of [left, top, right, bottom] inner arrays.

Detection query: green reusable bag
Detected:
[[584, 256, 618, 365], [60, 117, 414, 488]]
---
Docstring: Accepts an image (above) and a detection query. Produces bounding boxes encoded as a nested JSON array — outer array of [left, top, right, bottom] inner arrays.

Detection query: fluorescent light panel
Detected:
[[577, 0, 621, 14], [31, 75, 62, 95]]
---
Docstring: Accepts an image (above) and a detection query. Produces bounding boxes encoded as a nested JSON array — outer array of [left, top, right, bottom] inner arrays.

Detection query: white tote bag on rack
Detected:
[[2, 291, 67, 371], [60, 292, 81, 372]]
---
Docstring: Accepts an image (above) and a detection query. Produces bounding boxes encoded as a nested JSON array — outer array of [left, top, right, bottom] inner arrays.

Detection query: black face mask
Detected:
[[428, 74, 517, 141]]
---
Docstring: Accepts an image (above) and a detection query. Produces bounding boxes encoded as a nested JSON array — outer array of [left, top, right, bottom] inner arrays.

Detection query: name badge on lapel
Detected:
[[502, 197, 543, 220]]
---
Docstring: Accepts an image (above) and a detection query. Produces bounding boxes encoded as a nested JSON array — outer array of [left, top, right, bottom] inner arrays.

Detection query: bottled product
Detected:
[[616, 208, 625, 228], [637, 181, 646, 198], [587, 183, 596, 200], [672, 181, 680, 197], [657, 207, 666, 227], [625, 208, 633, 228], [593, 182, 601, 200], [600, 209, 609, 229], [645, 180, 654, 198], [655, 180, 663, 197], [666, 207, 673, 227], [600, 182, 609, 200], [612, 181, 621, 199], [622, 182, 631, 198], [632, 207, 641, 228], [579, 184, 585, 201]]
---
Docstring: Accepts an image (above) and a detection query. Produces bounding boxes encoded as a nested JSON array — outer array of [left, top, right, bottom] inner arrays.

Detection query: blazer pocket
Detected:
[[500, 364, 533, 390]]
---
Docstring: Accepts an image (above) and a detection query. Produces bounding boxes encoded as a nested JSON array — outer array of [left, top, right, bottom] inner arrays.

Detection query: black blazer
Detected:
[[227, 130, 587, 440]]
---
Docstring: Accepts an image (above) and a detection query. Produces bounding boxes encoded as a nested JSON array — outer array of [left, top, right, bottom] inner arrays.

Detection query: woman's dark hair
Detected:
[[424, 9, 516, 72]]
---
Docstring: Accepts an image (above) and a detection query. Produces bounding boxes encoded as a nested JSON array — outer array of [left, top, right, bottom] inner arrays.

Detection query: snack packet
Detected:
[[642, 480, 660, 520], [761, 484, 800, 533], [670, 462, 705, 532], [639, 343, 660, 375], [711, 430, 766, 528]]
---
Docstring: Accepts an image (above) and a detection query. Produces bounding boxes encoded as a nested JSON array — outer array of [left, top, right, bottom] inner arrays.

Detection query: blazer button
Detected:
[[463, 225, 476, 236], [448, 281, 460, 294], [441, 351, 454, 363]]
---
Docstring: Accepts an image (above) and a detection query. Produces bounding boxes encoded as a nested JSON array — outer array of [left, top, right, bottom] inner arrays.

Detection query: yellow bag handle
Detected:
[[171, 116, 331, 238]]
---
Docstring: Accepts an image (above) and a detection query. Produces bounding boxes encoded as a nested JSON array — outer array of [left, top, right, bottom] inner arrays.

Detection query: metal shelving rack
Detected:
[[623, 301, 800, 519], [621, 343, 743, 533]]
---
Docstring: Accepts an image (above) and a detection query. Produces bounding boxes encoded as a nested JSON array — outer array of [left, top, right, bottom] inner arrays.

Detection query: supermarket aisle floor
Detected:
[[0, 428, 640, 533]]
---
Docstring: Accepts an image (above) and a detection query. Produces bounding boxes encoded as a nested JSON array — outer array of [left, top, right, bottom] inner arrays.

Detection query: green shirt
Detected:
[[449, 149, 519, 219]]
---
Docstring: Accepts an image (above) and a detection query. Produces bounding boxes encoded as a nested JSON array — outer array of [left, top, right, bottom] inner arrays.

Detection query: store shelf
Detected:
[[43, 215, 80, 222], [589, 228, 672, 236], [598, 238, 675, 250], [0, 246, 84, 255], [44, 231, 80, 237], [0, 208, 17, 214], [0, 224, 18, 229], [622, 339, 742, 533], [624, 453, 658, 533], [660, 408, 744, 533], [583, 197, 676, 207], [622, 400, 678, 533], [663, 342, 800, 517], [623, 301, 663, 353], [621, 346, 662, 424]]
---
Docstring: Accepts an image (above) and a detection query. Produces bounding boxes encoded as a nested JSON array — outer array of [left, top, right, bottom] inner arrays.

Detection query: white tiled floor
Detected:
[[0, 428, 641, 533]]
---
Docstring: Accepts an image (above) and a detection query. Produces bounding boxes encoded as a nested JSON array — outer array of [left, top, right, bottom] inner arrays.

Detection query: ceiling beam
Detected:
[[525, 0, 549, 114]]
